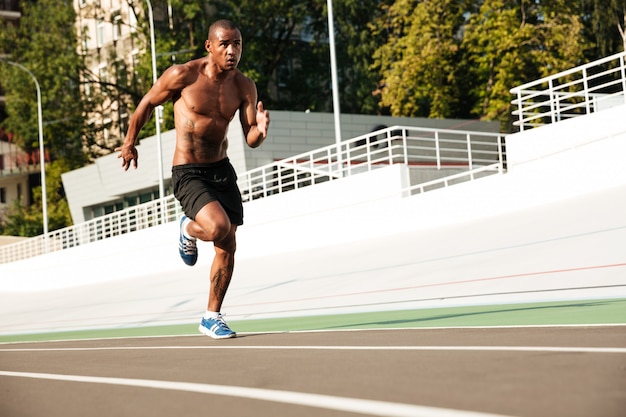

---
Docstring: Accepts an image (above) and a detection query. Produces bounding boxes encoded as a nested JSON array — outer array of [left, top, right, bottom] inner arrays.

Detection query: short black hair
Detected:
[[208, 19, 240, 40]]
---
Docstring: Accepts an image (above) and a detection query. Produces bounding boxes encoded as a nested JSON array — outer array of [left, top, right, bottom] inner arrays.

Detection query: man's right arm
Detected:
[[116, 65, 188, 170]]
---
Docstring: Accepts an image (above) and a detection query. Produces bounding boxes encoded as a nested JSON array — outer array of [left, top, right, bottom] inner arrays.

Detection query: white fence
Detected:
[[240, 125, 505, 201], [511, 51, 626, 131], [0, 125, 506, 265]]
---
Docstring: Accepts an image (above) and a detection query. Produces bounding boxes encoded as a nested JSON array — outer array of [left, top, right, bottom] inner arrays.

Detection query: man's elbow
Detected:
[[247, 139, 263, 148]]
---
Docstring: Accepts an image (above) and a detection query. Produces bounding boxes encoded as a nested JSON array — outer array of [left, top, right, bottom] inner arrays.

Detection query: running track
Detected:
[[1, 326, 625, 417], [2, 143, 626, 416]]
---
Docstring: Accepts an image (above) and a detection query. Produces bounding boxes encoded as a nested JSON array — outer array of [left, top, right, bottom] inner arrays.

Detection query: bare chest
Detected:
[[179, 76, 242, 121]]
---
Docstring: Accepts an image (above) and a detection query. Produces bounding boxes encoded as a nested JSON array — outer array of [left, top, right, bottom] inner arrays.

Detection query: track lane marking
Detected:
[[0, 370, 512, 417], [1, 345, 625, 353]]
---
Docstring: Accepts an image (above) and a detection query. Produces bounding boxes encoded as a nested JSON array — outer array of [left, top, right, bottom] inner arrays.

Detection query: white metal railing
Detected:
[[0, 125, 505, 264], [511, 51, 626, 131], [0, 197, 183, 264], [239, 125, 505, 201], [408, 163, 502, 195]]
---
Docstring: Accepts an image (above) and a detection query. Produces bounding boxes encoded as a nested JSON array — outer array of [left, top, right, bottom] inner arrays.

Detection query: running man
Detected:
[[116, 19, 270, 339]]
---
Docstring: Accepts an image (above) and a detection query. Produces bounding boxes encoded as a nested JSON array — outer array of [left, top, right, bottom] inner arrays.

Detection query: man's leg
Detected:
[[207, 224, 236, 311], [186, 200, 232, 243], [187, 201, 238, 338]]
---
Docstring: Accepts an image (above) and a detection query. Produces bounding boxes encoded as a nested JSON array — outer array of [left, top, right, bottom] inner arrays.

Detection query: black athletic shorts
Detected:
[[172, 158, 244, 225]]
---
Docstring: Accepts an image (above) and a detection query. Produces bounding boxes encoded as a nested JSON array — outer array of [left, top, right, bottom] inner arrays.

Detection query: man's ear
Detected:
[[204, 39, 211, 53]]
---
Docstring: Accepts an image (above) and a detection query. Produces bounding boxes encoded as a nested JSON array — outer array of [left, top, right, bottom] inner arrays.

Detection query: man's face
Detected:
[[207, 27, 242, 70]]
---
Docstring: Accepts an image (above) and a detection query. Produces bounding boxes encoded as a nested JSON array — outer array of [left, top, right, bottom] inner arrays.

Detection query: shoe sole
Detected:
[[198, 324, 237, 339]]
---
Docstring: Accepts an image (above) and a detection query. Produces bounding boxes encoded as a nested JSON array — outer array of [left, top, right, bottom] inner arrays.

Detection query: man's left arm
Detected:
[[241, 80, 270, 148]]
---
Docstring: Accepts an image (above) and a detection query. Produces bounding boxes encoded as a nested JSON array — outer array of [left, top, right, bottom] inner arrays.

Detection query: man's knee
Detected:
[[192, 202, 232, 242], [198, 219, 231, 242], [215, 227, 236, 254]]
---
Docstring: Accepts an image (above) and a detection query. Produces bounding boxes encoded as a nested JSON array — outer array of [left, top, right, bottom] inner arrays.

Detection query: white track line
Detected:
[[0, 370, 512, 417], [1, 345, 625, 353], [2, 323, 625, 346]]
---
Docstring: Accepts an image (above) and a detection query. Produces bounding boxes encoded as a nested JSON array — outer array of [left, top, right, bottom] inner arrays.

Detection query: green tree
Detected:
[[462, 0, 584, 129], [0, 0, 88, 235], [372, 0, 466, 117], [0, 160, 72, 237], [0, 0, 89, 166], [212, 0, 329, 111], [583, 0, 626, 59]]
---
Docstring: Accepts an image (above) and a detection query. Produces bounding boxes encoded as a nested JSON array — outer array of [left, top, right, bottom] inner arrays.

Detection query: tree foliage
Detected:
[[0, 160, 72, 236], [0, 0, 88, 166], [582, 0, 626, 59], [372, 0, 466, 117], [462, 0, 585, 128], [0, 0, 89, 235], [370, 0, 587, 128]]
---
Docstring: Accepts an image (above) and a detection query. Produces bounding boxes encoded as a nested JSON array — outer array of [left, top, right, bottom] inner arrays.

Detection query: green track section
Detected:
[[2, 298, 625, 343]]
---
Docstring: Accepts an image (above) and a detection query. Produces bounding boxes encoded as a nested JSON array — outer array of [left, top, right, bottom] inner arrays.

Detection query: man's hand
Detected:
[[256, 101, 270, 138], [115, 144, 139, 170]]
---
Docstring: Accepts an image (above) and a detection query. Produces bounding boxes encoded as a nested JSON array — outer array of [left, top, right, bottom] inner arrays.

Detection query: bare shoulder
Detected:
[[161, 59, 204, 88]]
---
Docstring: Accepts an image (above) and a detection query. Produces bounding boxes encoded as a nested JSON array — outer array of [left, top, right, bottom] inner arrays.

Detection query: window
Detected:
[[98, 64, 109, 83], [96, 18, 105, 47], [81, 26, 89, 52], [119, 108, 129, 134], [129, 9, 137, 33], [139, 191, 153, 204], [0, 187, 6, 204], [113, 14, 122, 41], [131, 49, 140, 77], [124, 195, 139, 207], [102, 118, 112, 143], [115, 59, 127, 86]]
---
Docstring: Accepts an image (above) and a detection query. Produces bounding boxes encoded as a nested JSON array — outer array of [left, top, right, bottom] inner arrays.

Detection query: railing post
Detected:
[[402, 129, 408, 166], [516, 90, 524, 131], [621, 54, 626, 105], [366, 133, 373, 171], [338, 137, 352, 176], [293, 159, 298, 190], [582, 67, 591, 114], [435, 131, 441, 170], [466, 133, 474, 178], [549, 79, 557, 124], [262, 168, 268, 197], [498, 135, 505, 175]]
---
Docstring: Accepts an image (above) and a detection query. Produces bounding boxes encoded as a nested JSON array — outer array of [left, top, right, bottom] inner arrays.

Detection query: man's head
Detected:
[[206, 20, 242, 71]]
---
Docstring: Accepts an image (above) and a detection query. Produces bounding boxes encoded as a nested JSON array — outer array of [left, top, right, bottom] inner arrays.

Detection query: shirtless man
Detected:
[[116, 19, 270, 339]]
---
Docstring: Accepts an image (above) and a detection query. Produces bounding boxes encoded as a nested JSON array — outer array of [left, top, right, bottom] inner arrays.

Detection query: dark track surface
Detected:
[[1, 326, 625, 417]]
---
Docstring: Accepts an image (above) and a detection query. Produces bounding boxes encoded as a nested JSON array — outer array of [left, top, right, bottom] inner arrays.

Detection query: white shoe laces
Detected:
[[181, 237, 197, 255]]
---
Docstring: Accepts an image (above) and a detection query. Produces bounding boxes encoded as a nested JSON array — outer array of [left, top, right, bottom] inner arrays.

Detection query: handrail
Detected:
[[239, 126, 505, 202], [0, 125, 505, 264], [510, 51, 626, 131]]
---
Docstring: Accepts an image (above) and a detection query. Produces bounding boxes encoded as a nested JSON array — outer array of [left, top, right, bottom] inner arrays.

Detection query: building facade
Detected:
[[0, 0, 35, 221], [75, 0, 149, 152]]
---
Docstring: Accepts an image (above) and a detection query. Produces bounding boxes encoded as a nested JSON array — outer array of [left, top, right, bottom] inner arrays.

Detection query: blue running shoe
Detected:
[[178, 215, 197, 266], [199, 315, 237, 339]]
